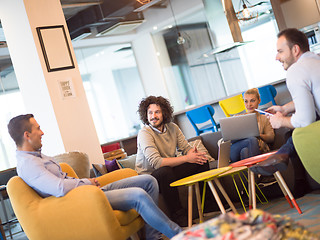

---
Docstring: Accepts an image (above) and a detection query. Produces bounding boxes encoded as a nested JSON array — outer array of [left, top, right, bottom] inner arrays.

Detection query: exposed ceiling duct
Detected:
[[66, 0, 167, 40]]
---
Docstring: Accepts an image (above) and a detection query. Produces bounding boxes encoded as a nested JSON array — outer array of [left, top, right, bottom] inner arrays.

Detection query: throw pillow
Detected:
[[105, 159, 123, 172], [92, 163, 107, 177], [117, 154, 137, 169], [177, 139, 215, 162]]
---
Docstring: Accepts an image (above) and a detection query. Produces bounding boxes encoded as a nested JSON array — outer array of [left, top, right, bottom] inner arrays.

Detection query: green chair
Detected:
[[292, 120, 320, 184]]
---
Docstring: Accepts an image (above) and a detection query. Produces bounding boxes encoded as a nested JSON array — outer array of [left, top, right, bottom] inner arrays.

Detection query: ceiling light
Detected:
[[168, 0, 186, 45], [235, 1, 272, 25], [177, 33, 186, 45], [236, 0, 258, 23]]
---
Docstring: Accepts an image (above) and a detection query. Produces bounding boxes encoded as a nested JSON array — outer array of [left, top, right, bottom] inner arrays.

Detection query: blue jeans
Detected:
[[230, 137, 261, 163], [101, 174, 181, 239]]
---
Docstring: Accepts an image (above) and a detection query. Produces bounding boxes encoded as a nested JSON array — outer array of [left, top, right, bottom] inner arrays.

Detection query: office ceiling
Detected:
[[0, 0, 168, 76], [62, 0, 168, 39], [61, 0, 167, 20], [0, 0, 168, 42], [61, 0, 103, 20]]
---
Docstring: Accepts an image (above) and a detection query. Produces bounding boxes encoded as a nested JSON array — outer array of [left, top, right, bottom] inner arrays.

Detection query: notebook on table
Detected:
[[219, 113, 259, 141]]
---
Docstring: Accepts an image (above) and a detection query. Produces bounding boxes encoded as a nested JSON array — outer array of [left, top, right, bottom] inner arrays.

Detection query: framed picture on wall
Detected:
[[36, 25, 75, 72]]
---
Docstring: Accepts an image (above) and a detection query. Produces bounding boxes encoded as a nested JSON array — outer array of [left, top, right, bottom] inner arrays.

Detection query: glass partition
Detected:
[[74, 44, 145, 143], [151, 1, 286, 112], [0, 75, 25, 170]]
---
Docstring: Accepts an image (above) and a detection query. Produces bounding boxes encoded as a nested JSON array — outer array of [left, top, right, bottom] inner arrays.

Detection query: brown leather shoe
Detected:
[[250, 153, 289, 176]]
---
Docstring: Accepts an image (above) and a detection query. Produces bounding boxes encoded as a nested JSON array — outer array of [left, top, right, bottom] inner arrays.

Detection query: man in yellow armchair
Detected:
[[8, 114, 182, 240]]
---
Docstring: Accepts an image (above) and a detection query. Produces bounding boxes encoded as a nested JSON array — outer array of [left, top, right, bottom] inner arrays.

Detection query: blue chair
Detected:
[[258, 85, 277, 106], [186, 105, 219, 136]]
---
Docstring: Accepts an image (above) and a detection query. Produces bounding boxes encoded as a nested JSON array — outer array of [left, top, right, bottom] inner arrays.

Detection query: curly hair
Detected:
[[8, 114, 34, 147], [138, 96, 174, 125]]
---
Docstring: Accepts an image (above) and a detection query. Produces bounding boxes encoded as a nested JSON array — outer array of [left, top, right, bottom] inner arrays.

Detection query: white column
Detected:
[[0, 0, 104, 163]]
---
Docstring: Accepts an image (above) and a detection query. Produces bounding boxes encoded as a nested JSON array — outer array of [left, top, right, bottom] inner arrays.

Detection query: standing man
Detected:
[[250, 28, 320, 176], [135, 96, 209, 226], [8, 114, 181, 240]]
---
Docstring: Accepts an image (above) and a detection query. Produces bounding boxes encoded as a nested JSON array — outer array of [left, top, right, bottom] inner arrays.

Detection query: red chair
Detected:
[[230, 152, 302, 214]]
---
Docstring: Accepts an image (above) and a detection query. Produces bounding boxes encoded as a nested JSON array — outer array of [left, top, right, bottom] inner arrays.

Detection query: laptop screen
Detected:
[[219, 113, 259, 141]]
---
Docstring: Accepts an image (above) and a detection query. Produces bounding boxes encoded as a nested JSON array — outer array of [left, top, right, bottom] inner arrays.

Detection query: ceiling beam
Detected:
[[223, 0, 243, 42], [61, 1, 102, 9]]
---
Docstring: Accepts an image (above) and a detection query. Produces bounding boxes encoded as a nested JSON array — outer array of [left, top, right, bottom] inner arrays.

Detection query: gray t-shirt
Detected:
[[135, 122, 192, 174]]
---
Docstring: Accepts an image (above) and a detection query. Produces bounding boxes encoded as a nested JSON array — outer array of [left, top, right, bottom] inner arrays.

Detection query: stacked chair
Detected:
[[219, 94, 246, 117], [186, 105, 219, 136]]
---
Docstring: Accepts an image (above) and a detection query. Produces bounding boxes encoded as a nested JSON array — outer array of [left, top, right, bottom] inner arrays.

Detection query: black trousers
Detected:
[[151, 162, 209, 217], [277, 136, 297, 156]]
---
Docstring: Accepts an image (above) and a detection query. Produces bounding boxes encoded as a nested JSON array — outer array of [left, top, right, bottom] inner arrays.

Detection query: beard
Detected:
[[149, 118, 164, 129]]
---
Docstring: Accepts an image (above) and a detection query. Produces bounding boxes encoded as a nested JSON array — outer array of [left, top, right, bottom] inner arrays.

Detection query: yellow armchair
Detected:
[[7, 163, 144, 240]]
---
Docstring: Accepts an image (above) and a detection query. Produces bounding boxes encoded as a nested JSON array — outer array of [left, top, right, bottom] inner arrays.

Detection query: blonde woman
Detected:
[[230, 88, 275, 162]]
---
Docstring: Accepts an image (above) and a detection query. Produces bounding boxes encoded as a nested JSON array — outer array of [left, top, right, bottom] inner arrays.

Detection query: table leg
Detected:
[[207, 180, 226, 214], [0, 217, 6, 240], [248, 169, 252, 209], [249, 169, 256, 209], [213, 178, 238, 214], [194, 183, 204, 223], [273, 173, 293, 208], [274, 171, 302, 214], [0, 192, 11, 239], [188, 185, 193, 228]]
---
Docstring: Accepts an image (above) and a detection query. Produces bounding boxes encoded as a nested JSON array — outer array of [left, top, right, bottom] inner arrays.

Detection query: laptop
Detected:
[[219, 113, 259, 141], [217, 140, 231, 168]]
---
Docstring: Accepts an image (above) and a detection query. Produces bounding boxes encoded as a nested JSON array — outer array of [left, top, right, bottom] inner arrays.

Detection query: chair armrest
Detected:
[[59, 162, 79, 178], [25, 185, 121, 239], [96, 168, 138, 187]]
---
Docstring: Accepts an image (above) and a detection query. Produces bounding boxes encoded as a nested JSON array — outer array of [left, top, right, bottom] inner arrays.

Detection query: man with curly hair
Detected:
[[135, 96, 210, 226]]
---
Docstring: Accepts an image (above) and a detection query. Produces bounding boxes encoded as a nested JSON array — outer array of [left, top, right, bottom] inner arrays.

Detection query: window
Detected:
[[239, 16, 287, 88], [74, 44, 145, 144], [0, 70, 25, 170], [151, 3, 286, 112]]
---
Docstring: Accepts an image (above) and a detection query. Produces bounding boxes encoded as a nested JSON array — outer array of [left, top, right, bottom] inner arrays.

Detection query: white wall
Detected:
[[0, 0, 104, 163]]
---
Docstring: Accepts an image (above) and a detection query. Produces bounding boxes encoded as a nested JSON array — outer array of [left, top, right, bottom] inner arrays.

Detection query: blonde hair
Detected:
[[244, 88, 260, 101]]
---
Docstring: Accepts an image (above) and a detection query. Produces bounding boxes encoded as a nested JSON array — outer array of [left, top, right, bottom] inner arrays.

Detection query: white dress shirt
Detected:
[[16, 151, 91, 198], [286, 51, 320, 128]]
